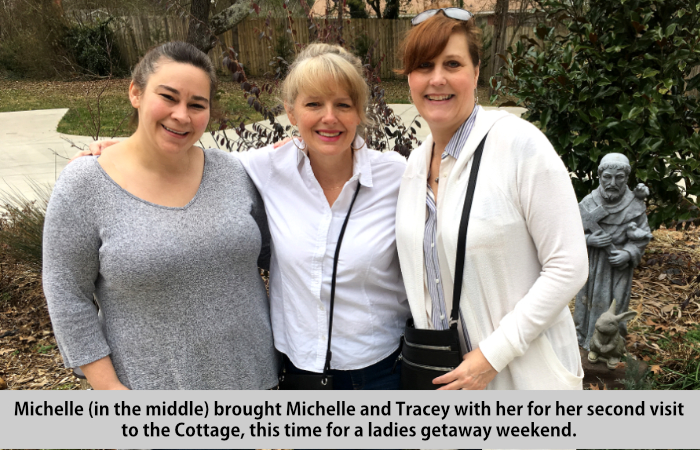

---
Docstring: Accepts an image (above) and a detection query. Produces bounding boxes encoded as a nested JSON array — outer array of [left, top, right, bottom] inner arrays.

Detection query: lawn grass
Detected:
[[0, 77, 271, 137], [0, 77, 499, 137]]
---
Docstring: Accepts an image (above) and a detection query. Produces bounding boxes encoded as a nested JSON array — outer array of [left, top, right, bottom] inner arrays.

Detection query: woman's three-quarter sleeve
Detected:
[[42, 163, 111, 368]]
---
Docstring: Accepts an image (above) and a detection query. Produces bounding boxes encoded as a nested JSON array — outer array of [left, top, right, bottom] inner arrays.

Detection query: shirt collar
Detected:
[[444, 105, 480, 160], [295, 135, 373, 188]]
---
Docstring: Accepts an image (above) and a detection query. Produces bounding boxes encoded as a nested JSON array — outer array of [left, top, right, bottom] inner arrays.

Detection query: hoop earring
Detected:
[[288, 126, 306, 151], [350, 134, 366, 151]]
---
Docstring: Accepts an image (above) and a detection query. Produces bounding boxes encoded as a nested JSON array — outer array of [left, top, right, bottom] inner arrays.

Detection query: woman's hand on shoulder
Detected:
[[273, 137, 291, 148], [68, 139, 120, 163], [433, 348, 498, 390]]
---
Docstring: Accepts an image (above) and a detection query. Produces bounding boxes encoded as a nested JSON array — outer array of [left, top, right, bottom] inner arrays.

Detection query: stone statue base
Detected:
[[580, 347, 648, 389]]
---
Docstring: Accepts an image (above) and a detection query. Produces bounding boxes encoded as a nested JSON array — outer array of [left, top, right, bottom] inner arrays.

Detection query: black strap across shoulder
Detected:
[[449, 133, 488, 329], [322, 182, 362, 378]]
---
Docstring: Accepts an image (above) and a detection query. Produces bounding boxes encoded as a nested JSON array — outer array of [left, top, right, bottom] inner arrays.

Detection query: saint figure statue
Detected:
[[574, 153, 652, 350]]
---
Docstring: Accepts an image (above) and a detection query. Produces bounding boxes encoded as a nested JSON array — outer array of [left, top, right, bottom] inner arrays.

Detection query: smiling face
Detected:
[[129, 58, 211, 155], [286, 82, 361, 160], [408, 31, 479, 139]]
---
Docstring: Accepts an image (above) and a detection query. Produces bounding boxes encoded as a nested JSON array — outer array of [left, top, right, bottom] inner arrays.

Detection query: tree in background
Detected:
[[348, 0, 368, 18], [186, 0, 253, 53], [364, 0, 409, 19], [488, 0, 509, 96], [382, 0, 400, 19], [494, 0, 700, 229]]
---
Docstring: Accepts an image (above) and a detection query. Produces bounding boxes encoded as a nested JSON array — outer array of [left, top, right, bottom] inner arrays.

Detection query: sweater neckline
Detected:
[[93, 147, 209, 211]]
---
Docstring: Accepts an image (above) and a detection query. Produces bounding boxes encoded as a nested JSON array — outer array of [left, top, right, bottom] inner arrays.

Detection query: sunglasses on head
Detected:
[[411, 7, 473, 26]]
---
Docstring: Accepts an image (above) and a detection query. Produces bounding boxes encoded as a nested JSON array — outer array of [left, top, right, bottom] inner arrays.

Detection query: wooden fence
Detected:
[[107, 16, 540, 80], [106, 15, 699, 87], [221, 18, 413, 80]]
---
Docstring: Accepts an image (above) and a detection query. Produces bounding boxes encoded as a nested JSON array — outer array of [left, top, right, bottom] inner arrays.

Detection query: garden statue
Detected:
[[574, 153, 652, 351], [589, 299, 638, 369]]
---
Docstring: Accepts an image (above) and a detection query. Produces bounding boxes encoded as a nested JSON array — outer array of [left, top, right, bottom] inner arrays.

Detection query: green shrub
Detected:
[[353, 33, 378, 67], [494, 0, 700, 229], [348, 0, 369, 18], [64, 18, 127, 77], [271, 25, 295, 79]]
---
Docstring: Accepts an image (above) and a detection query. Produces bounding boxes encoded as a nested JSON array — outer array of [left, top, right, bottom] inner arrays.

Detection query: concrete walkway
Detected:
[[0, 109, 94, 201], [0, 104, 525, 200]]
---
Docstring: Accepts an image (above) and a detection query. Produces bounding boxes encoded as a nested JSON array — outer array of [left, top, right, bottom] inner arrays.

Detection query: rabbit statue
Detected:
[[588, 299, 637, 370]]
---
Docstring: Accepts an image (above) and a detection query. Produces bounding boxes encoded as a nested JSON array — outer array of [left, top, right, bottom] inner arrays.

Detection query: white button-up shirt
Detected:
[[237, 140, 410, 372]]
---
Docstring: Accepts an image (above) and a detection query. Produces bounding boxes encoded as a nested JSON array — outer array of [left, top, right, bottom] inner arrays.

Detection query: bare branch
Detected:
[[211, 0, 252, 36]]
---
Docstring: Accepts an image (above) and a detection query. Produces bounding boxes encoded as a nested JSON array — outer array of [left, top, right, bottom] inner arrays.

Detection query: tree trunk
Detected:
[[366, 0, 381, 18], [489, 0, 509, 97], [186, 0, 212, 53], [337, 0, 344, 44], [186, 0, 252, 54]]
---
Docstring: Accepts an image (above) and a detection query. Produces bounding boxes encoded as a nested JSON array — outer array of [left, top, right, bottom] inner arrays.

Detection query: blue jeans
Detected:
[[285, 346, 401, 390]]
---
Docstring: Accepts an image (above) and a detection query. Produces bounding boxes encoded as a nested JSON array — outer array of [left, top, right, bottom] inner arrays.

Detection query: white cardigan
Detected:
[[396, 109, 588, 390]]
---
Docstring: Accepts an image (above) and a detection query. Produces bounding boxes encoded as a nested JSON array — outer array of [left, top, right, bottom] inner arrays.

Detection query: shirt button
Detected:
[[435, 278, 440, 283], [431, 242, 435, 248], [440, 314, 445, 320]]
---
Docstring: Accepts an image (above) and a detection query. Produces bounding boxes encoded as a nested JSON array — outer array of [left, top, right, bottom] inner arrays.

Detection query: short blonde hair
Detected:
[[281, 43, 371, 135]]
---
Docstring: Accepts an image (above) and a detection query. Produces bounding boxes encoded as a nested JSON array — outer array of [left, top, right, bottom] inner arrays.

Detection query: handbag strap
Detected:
[[323, 182, 362, 378], [450, 133, 488, 328]]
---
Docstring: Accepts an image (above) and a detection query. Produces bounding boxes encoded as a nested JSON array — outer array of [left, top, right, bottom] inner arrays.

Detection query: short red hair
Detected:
[[398, 12, 482, 75]]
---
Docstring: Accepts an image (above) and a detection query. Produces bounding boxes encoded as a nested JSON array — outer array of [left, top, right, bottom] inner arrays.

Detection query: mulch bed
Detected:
[[0, 261, 79, 389], [2, 226, 699, 390], [625, 227, 700, 385]]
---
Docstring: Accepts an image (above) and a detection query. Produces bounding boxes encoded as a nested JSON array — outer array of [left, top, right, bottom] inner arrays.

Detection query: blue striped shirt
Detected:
[[424, 106, 480, 350]]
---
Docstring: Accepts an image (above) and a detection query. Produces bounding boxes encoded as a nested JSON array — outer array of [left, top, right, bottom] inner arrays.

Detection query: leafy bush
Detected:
[[494, 0, 700, 229], [64, 18, 127, 77], [271, 25, 295, 78], [353, 33, 378, 67], [348, 0, 369, 19]]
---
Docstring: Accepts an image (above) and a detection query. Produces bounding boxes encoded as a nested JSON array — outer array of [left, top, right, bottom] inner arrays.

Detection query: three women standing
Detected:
[[51, 6, 588, 391]]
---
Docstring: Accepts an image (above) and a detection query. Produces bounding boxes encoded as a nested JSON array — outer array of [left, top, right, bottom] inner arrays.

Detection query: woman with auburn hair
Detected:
[[395, 7, 589, 390], [78, 42, 410, 390]]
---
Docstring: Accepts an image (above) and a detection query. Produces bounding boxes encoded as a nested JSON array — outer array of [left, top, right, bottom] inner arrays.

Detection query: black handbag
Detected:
[[278, 183, 362, 390], [400, 133, 488, 390]]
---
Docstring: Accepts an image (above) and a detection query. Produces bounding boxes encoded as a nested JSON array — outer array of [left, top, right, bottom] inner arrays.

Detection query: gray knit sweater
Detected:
[[42, 148, 279, 390]]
